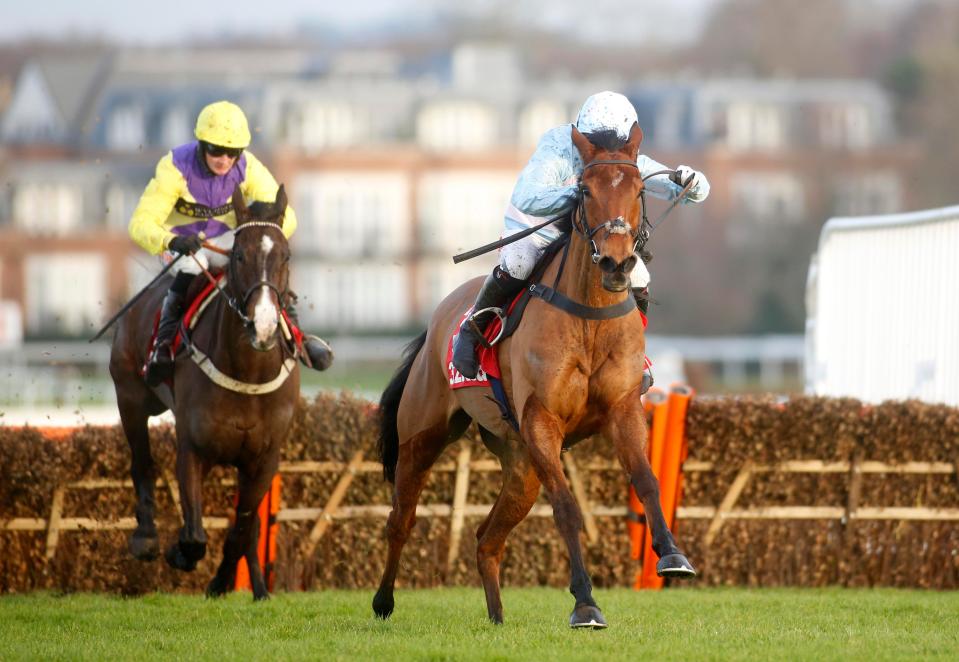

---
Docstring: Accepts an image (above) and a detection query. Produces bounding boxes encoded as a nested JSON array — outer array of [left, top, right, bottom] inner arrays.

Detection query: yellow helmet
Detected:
[[194, 101, 251, 149]]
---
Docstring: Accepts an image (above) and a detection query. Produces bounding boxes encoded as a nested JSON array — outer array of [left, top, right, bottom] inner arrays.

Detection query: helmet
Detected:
[[194, 101, 251, 149], [575, 91, 638, 141]]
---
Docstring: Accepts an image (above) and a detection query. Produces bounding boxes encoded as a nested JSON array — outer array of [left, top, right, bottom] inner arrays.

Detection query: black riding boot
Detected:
[[285, 303, 334, 371], [145, 283, 189, 387], [452, 266, 527, 379], [632, 286, 649, 315], [632, 286, 654, 394]]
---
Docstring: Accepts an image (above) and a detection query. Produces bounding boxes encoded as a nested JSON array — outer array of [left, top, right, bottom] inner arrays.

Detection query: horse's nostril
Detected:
[[598, 256, 618, 274], [621, 255, 638, 273]]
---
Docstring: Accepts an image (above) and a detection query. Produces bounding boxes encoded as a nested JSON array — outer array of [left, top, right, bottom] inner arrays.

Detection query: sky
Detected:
[[1, 0, 720, 46]]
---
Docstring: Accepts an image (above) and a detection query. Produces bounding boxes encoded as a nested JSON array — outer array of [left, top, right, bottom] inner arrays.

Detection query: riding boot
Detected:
[[284, 303, 334, 371], [632, 286, 649, 315], [452, 265, 527, 379], [632, 287, 654, 394], [145, 287, 187, 386]]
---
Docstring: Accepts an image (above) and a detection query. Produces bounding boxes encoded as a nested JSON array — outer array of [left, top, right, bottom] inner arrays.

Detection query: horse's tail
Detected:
[[378, 330, 427, 483]]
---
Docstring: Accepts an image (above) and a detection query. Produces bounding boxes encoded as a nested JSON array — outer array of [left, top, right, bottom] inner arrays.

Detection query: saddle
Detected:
[[140, 273, 303, 382]]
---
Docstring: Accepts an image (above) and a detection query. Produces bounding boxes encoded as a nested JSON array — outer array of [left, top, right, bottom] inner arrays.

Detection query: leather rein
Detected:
[[527, 160, 678, 322]]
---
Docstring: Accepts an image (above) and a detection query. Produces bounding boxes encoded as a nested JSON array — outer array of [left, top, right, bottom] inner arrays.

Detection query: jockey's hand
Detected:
[[168, 234, 203, 256], [670, 165, 703, 192]]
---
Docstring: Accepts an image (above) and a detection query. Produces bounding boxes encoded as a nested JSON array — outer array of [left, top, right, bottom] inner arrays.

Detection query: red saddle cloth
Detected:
[[141, 275, 224, 377], [445, 292, 650, 391]]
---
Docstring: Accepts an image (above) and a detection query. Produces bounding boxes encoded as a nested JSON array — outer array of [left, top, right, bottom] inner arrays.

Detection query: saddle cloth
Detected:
[[141, 274, 303, 378]]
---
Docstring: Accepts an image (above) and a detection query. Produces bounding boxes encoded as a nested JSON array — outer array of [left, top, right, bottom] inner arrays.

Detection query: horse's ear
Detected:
[[274, 184, 287, 217], [571, 124, 596, 163], [625, 122, 643, 158], [232, 185, 249, 224]]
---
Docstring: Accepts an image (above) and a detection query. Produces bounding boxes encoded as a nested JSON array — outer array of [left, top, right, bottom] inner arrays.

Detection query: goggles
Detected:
[[201, 141, 243, 159]]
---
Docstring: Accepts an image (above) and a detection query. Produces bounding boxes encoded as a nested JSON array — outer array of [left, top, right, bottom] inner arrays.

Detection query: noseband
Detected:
[[575, 159, 648, 264], [225, 220, 289, 326]]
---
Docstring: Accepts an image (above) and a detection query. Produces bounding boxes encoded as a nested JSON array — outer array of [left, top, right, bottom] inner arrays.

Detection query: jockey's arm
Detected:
[[510, 126, 581, 218], [637, 154, 710, 204], [128, 153, 185, 255], [242, 152, 298, 238]]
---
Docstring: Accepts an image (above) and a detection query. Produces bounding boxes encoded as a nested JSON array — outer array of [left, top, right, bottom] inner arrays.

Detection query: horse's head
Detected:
[[571, 122, 645, 292], [228, 185, 291, 351]]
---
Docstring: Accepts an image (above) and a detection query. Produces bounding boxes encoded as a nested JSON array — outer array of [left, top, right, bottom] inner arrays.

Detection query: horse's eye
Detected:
[[235, 254, 244, 263], [284, 254, 291, 263], [581, 186, 591, 198]]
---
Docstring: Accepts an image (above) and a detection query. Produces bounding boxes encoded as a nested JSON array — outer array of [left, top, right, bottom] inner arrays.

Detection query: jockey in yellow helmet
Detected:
[[128, 101, 332, 385]]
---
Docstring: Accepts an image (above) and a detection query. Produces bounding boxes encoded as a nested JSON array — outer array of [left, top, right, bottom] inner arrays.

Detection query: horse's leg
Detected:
[[207, 461, 276, 600], [117, 392, 160, 560], [521, 397, 607, 629], [603, 390, 695, 577], [372, 416, 465, 619], [165, 445, 210, 571], [474, 431, 541, 625]]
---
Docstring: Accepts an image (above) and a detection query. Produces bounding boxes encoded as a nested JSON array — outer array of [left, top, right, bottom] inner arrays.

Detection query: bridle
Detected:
[[223, 220, 291, 327], [574, 160, 649, 264]]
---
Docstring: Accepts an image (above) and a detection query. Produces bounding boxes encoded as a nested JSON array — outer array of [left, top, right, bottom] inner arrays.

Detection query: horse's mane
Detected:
[[582, 129, 628, 153], [247, 200, 283, 223]]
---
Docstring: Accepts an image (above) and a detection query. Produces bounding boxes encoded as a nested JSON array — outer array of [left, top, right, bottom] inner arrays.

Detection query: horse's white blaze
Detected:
[[610, 171, 624, 188], [253, 235, 277, 345]]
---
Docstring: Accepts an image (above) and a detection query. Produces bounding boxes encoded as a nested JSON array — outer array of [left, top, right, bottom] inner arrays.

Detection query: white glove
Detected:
[[672, 165, 702, 191]]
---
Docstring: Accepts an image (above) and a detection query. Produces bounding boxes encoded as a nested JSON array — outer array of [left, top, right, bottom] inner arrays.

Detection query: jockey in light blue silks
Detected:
[[452, 91, 710, 380]]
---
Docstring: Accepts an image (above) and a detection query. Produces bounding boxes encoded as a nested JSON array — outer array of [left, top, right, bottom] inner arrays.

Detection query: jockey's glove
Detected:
[[168, 234, 203, 256], [671, 165, 702, 191]]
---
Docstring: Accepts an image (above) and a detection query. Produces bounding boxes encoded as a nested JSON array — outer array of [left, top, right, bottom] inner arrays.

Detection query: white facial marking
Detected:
[[253, 285, 277, 345], [253, 234, 277, 345], [610, 172, 624, 188]]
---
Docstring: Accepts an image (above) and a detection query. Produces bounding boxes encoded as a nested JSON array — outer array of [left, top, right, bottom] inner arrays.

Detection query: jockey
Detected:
[[128, 100, 332, 386], [451, 91, 710, 381]]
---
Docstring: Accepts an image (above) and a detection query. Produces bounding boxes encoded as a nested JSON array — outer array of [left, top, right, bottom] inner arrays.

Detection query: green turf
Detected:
[[0, 588, 955, 661]]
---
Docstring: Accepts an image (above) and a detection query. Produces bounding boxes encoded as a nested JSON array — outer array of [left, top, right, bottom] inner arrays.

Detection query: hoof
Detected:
[[372, 591, 394, 619], [657, 553, 697, 578], [129, 533, 159, 561], [205, 576, 230, 598], [253, 588, 270, 602], [165, 543, 202, 572], [569, 604, 608, 630]]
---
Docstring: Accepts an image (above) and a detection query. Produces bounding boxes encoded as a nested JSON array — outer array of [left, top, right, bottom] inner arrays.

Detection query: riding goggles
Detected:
[[201, 141, 243, 159]]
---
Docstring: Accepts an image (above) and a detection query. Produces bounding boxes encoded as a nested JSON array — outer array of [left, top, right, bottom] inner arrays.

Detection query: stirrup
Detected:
[[467, 306, 507, 349]]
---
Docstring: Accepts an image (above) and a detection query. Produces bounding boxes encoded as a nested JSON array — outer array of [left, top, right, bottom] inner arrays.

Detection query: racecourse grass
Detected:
[[1, 587, 956, 661]]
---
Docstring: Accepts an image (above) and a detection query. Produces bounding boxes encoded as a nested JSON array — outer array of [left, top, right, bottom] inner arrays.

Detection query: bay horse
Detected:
[[109, 186, 299, 600], [373, 123, 695, 628]]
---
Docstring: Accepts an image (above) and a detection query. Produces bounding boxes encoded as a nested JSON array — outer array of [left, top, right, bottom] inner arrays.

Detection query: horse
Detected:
[[109, 186, 300, 600], [372, 123, 695, 628]]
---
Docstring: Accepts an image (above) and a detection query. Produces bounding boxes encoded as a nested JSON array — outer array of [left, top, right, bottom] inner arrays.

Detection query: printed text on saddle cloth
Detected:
[[446, 308, 501, 389]]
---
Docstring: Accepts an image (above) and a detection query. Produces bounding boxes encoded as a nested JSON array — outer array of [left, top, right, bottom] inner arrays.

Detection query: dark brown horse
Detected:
[[109, 186, 299, 599], [373, 123, 695, 628]]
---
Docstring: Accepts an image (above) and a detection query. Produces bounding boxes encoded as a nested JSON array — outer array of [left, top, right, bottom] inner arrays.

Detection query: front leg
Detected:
[[165, 447, 209, 571], [521, 397, 607, 629], [603, 388, 695, 578], [207, 460, 277, 601]]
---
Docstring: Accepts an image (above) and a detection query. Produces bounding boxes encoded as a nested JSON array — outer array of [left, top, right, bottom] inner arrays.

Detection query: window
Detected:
[[106, 104, 146, 151], [25, 253, 106, 335], [292, 171, 410, 257], [416, 101, 497, 151], [417, 171, 515, 253], [105, 184, 140, 231], [292, 261, 410, 330], [518, 100, 568, 147], [13, 183, 83, 235], [731, 172, 805, 222], [834, 172, 901, 216], [284, 101, 369, 152], [726, 103, 786, 151]]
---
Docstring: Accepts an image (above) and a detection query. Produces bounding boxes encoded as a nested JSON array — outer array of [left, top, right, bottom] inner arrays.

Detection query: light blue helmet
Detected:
[[575, 91, 638, 141]]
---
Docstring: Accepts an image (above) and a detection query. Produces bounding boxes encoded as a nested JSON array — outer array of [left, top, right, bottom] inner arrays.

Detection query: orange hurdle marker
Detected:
[[634, 384, 694, 590], [235, 474, 281, 592]]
